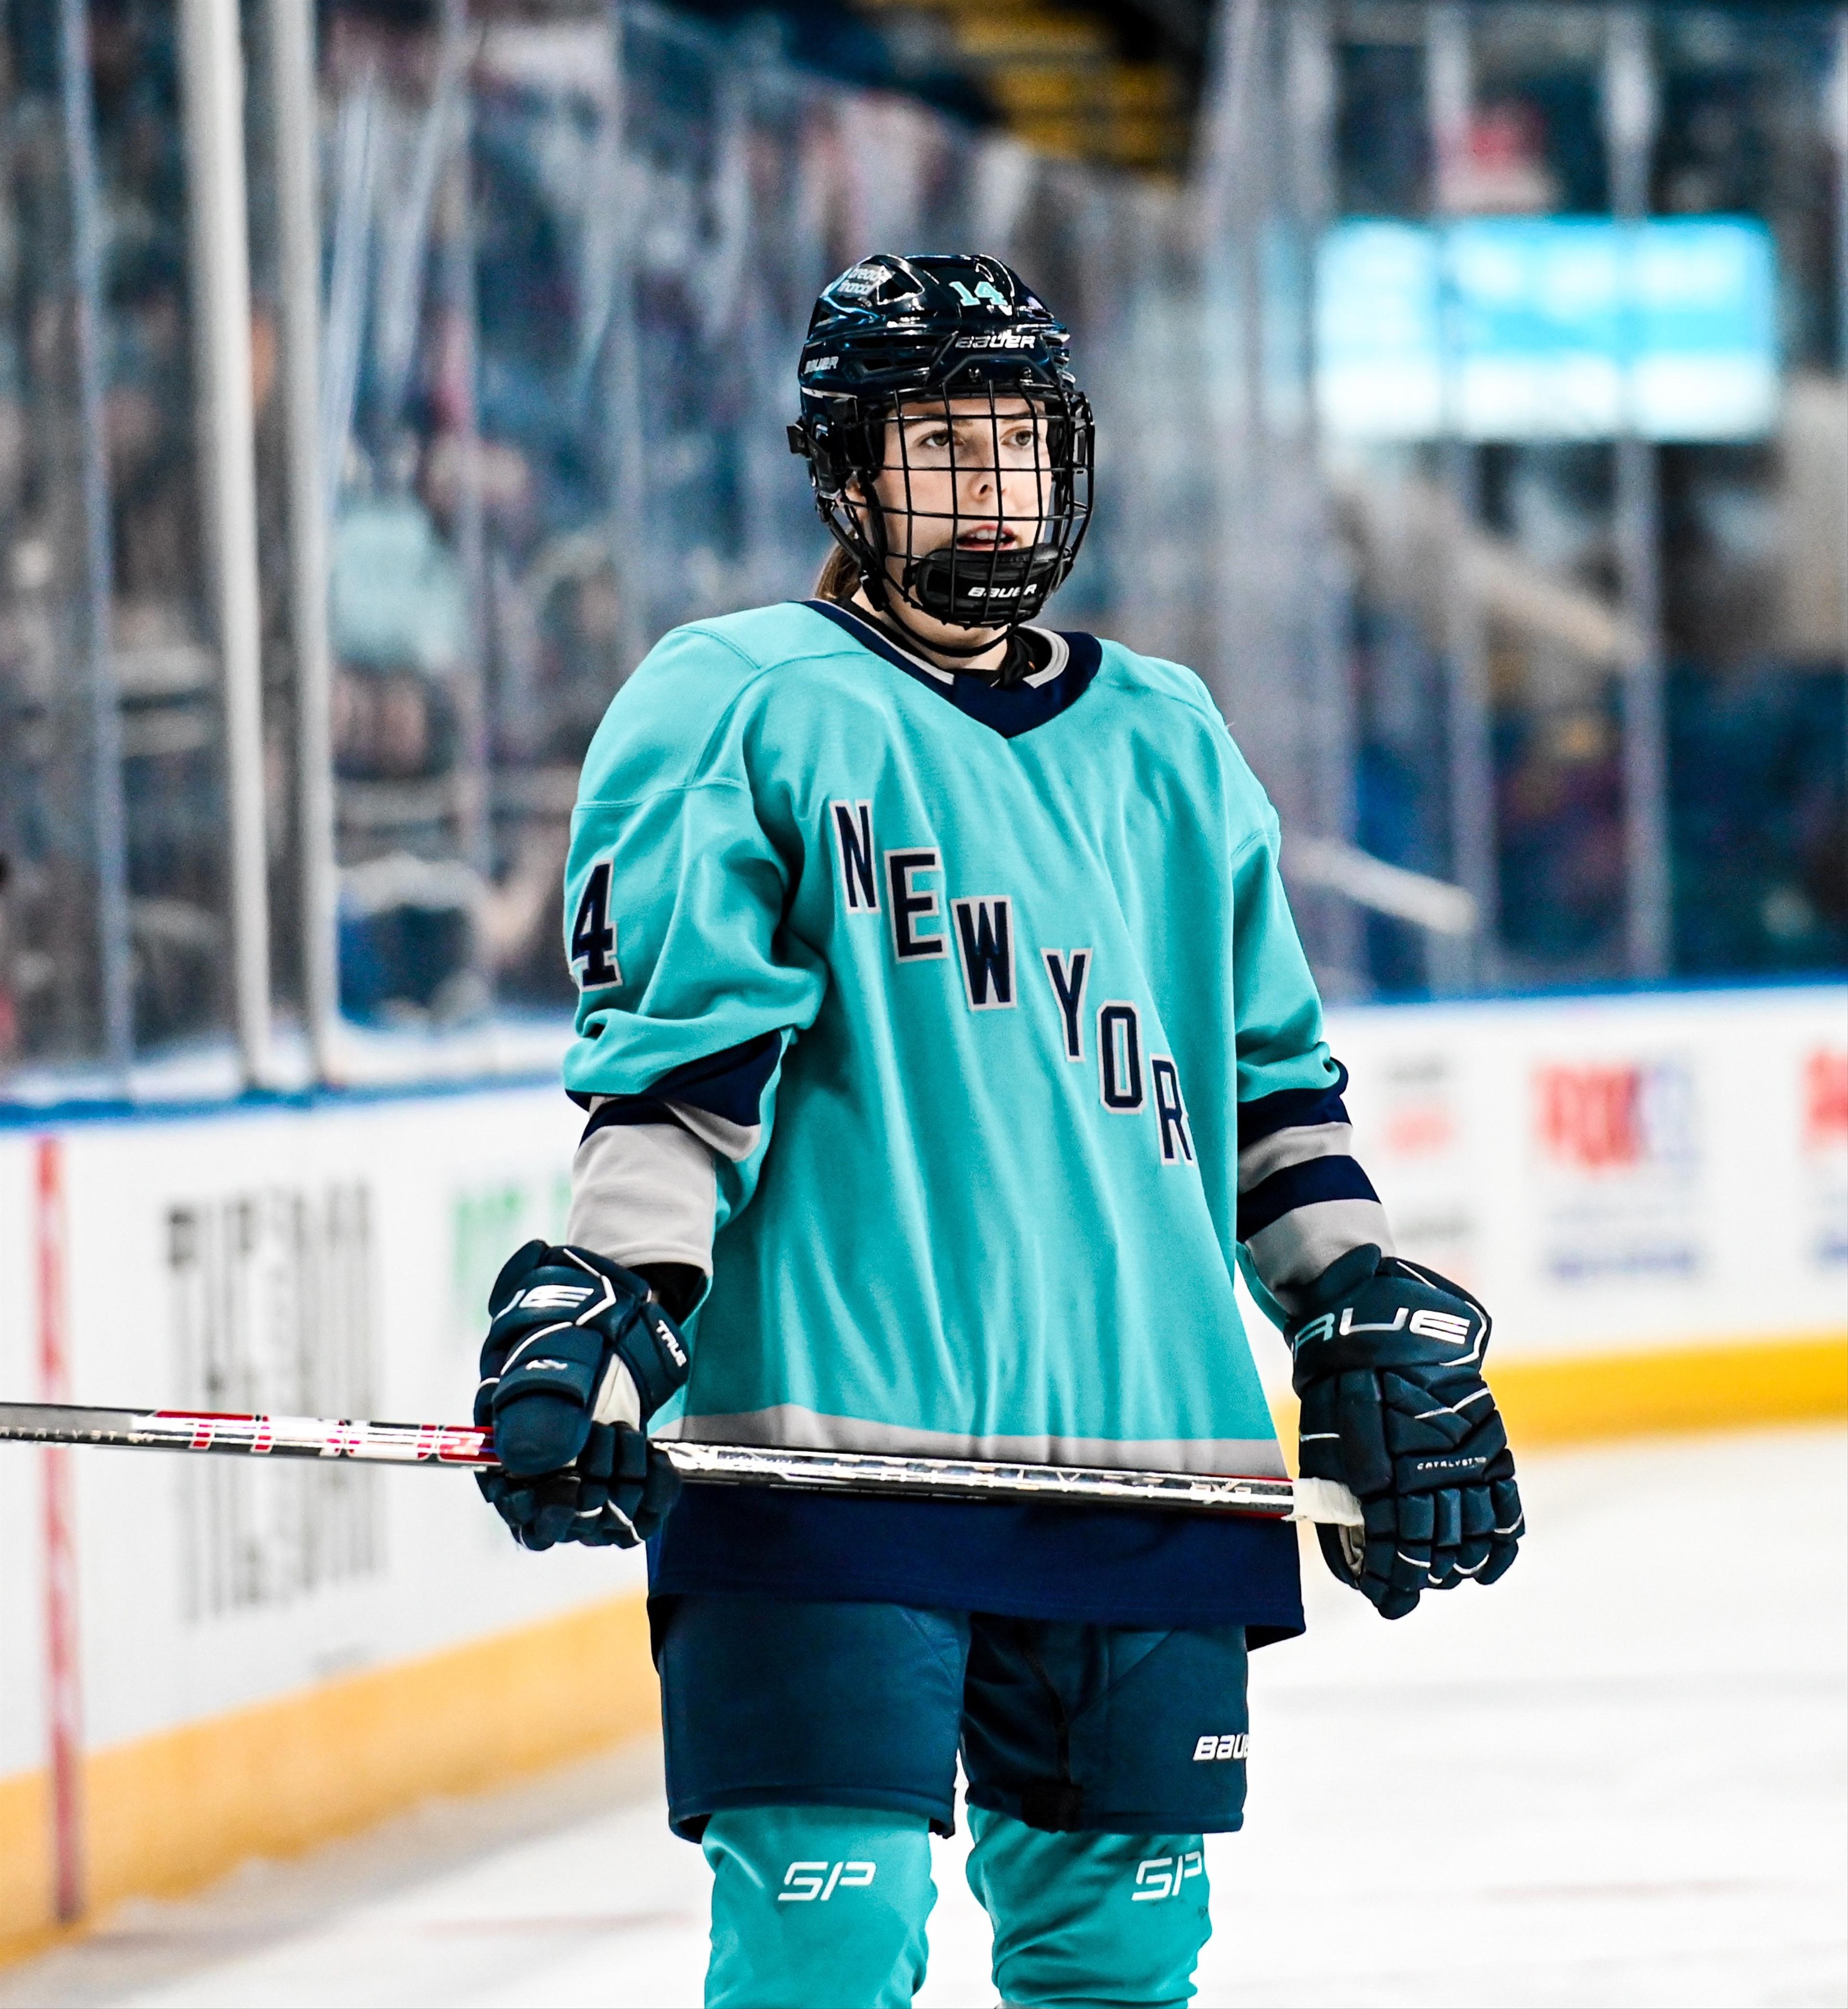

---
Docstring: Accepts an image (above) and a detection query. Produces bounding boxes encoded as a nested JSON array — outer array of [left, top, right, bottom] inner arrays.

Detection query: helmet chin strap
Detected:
[[848, 497, 1017, 669]]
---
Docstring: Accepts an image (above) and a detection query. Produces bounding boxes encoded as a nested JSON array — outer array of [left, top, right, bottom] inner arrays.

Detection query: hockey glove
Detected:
[[474, 1241, 689, 1551], [1286, 1245, 1523, 1620]]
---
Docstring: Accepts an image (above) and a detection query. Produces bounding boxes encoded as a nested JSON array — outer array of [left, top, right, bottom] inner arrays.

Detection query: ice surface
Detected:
[[5, 1426, 1844, 2009]]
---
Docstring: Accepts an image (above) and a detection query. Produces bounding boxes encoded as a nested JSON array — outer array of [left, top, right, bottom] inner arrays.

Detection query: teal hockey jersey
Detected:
[[561, 599, 1390, 1493]]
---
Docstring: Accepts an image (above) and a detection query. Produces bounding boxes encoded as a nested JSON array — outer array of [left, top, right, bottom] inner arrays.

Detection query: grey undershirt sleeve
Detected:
[[565, 1120, 718, 1277]]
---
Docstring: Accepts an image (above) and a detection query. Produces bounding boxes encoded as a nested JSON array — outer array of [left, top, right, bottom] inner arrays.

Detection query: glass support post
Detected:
[[603, 5, 649, 684], [1195, 0, 1268, 768], [180, 0, 273, 1083], [1285, 0, 1362, 991], [1829, 16, 1848, 836], [268, 0, 340, 1080], [1427, 1, 1497, 990], [1606, 6, 1669, 979], [439, 0, 492, 890], [57, 0, 132, 1078]]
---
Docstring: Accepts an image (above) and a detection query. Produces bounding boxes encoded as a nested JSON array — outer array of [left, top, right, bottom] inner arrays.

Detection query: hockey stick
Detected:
[[0, 1401, 1364, 1525]]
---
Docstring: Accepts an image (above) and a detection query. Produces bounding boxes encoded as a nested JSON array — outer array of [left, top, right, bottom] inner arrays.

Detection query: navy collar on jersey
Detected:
[[803, 599, 1103, 742]]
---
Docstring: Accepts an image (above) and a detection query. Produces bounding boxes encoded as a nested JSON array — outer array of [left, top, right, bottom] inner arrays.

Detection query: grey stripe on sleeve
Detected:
[[1236, 1120, 1358, 1192], [666, 1101, 760, 1164], [1244, 1197, 1395, 1303], [581, 1091, 758, 1164], [566, 1120, 718, 1275]]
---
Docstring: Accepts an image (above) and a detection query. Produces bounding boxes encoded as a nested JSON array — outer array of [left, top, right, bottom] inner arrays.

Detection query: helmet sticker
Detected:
[[950, 278, 1013, 313]]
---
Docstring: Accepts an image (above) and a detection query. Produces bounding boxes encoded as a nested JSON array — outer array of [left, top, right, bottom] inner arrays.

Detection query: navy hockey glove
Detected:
[[474, 1241, 689, 1551], [1286, 1245, 1523, 1620]]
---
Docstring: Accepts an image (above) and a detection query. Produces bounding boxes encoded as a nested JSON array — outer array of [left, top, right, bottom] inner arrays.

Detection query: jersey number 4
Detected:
[[570, 861, 622, 987]]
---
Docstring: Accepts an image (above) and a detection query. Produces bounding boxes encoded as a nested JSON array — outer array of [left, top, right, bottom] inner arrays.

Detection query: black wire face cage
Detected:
[[818, 376, 1094, 643]]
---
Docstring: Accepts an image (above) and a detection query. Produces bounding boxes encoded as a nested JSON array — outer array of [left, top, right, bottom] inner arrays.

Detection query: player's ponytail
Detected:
[[814, 542, 861, 604]]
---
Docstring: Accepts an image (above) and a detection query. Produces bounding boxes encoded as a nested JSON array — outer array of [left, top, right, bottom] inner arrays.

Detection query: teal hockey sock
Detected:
[[702, 1805, 936, 2008], [966, 1805, 1210, 2008]]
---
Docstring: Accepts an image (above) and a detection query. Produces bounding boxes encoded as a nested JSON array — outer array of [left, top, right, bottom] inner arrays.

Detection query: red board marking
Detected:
[[35, 1136, 85, 1925], [1804, 1049, 1848, 1152]]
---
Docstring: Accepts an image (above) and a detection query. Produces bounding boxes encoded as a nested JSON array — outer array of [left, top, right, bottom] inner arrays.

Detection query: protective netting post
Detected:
[[180, 0, 273, 1085], [57, 0, 131, 1078], [1606, 8, 1671, 981]]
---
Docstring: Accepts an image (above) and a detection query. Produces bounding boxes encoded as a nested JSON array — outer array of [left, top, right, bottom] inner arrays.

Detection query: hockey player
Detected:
[[474, 253, 1524, 2008]]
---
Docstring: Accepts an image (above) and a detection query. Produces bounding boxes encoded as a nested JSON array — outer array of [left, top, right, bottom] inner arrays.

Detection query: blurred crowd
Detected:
[[0, 0, 225, 1063], [0, 0, 1842, 1077], [1335, 10, 1846, 988]]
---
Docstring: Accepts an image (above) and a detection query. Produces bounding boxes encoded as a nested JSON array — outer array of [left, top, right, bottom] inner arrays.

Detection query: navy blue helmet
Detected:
[[788, 253, 1094, 634]]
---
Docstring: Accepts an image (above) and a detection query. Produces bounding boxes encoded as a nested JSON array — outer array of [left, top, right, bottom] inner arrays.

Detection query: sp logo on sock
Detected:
[[1133, 1850, 1205, 1901], [778, 1860, 878, 1902]]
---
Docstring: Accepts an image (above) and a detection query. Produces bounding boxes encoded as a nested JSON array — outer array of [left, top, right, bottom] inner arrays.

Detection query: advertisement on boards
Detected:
[[1801, 1044, 1848, 1274], [1530, 1053, 1705, 1285]]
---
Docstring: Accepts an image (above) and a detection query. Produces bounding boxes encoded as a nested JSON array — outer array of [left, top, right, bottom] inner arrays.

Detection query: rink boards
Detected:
[[1315, 983, 1848, 1434], [0, 982, 1843, 1958]]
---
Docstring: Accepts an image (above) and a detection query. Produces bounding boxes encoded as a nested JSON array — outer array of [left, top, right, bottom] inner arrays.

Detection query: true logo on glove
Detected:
[[1294, 1304, 1480, 1358], [1406, 1308, 1475, 1344], [1289, 1312, 1336, 1352], [646, 1310, 689, 1370]]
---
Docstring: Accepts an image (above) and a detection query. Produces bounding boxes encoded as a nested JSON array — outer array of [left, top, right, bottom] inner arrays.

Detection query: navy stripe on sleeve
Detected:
[[580, 1095, 678, 1136], [1236, 1061, 1350, 1146], [1237, 1153, 1380, 1241], [579, 1030, 782, 1143], [649, 1032, 782, 1125]]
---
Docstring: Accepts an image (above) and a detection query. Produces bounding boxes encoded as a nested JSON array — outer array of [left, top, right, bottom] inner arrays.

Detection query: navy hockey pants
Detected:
[[654, 1594, 1251, 2006]]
